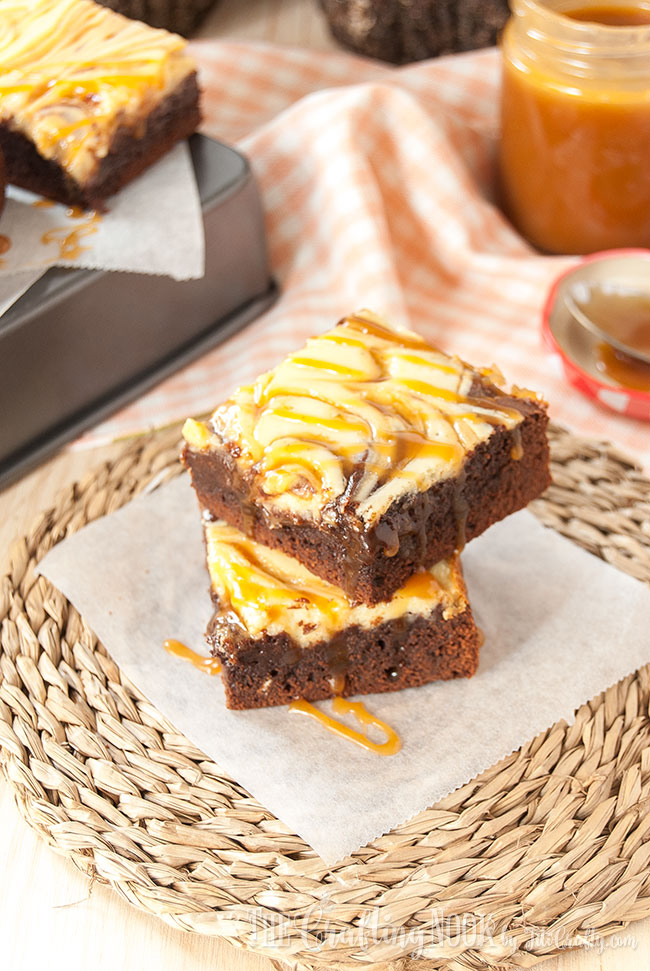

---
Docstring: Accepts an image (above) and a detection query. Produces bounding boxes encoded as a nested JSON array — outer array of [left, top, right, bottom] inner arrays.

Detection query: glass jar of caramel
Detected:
[[499, 0, 650, 254]]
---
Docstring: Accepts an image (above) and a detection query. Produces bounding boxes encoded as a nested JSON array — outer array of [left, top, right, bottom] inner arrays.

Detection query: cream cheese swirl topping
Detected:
[[184, 310, 529, 525], [0, 0, 195, 181], [205, 520, 467, 647]]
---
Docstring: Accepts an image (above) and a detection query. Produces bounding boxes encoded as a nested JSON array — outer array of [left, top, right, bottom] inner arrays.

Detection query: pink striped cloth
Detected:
[[80, 41, 650, 469]]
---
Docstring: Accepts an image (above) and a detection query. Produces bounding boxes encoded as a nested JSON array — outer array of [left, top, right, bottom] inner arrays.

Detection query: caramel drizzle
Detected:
[[211, 534, 342, 622], [163, 639, 222, 675], [41, 210, 100, 259], [219, 312, 528, 509], [329, 673, 346, 694], [510, 425, 523, 461], [289, 696, 402, 756], [166, 638, 398, 757], [204, 522, 456, 640], [344, 312, 440, 351], [0, 1, 186, 87], [0, 234, 11, 255], [397, 569, 445, 599]]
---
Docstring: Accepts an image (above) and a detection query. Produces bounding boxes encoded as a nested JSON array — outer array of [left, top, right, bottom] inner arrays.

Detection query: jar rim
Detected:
[[510, 0, 650, 51], [504, 0, 650, 61]]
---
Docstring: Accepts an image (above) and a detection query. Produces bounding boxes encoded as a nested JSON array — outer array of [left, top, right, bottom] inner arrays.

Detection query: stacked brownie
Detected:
[[183, 310, 551, 709]]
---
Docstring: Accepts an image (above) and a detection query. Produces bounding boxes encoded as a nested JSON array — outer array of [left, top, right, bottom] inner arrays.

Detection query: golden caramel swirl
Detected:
[[0, 0, 195, 181], [288, 698, 402, 756], [184, 310, 530, 524], [204, 520, 467, 646]]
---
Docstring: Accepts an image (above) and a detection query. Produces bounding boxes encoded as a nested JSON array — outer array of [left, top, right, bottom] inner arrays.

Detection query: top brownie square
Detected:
[[183, 310, 550, 604]]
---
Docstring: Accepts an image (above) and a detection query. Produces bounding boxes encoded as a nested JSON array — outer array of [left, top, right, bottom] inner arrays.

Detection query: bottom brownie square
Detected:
[[203, 519, 481, 710]]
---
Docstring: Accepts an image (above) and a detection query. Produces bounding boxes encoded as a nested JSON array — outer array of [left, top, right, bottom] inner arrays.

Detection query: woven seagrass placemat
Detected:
[[1, 422, 650, 971]]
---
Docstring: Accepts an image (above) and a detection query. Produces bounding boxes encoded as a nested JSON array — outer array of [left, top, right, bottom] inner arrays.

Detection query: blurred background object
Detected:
[[318, 0, 510, 62], [98, 0, 511, 60], [197, 0, 336, 47], [97, 0, 220, 35]]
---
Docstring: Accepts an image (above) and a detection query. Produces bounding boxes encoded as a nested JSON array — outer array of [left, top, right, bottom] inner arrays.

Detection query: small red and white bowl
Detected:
[[542, 249, 650, 422]]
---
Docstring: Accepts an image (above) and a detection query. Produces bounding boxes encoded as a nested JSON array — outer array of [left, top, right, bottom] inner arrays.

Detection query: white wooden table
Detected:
[[1, 2, 648, 968]]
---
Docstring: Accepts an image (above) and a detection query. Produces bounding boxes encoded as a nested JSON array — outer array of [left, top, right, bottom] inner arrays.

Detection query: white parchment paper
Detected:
[[0, 142, 204, 284], [37, 475, 650, 864]]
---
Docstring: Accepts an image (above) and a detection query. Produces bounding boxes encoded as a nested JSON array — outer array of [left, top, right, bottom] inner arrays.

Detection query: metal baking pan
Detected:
[[0, 134, 277, 490]]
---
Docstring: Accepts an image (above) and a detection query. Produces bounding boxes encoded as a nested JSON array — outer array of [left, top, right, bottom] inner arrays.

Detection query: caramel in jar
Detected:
[[500, 1, 650, 254]]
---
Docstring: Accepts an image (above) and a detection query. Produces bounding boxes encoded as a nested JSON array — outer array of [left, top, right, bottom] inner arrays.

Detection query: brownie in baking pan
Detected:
[[203, 519, 481, 710], [0, 0, 201, 210], [183, 309, 550, 605]]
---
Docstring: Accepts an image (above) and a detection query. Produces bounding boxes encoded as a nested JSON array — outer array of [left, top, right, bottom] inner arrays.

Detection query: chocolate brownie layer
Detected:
[[208, 603, 480, 710], [0, 72, 200, 210]]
